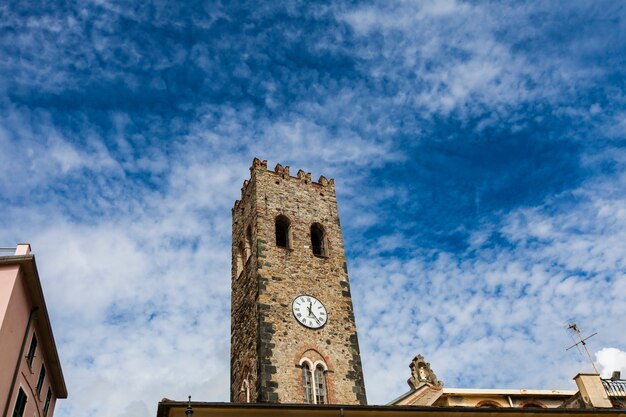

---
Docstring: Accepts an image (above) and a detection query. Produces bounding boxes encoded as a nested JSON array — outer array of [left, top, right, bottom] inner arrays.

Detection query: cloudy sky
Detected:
[[2, 0, 626, 416]]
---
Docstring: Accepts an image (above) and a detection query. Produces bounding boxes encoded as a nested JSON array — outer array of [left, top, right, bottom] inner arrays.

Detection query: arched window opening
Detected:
[[315, 364, 327, 404], [310, 223, 327, 257], [300, 356, 330, 404], [275, 215, 291, 249], [245, 225, 253, 261], [240, 377, 250, 403], [236, 241, 245, 276], [302, 363, 314, 404]]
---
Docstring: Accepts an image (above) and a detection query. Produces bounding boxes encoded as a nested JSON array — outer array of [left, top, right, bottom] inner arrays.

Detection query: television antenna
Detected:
[[566, 323, 599, 374]]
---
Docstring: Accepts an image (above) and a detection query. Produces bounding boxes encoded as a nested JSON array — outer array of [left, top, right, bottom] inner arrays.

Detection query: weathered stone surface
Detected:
[[230, 158, 367, 405]]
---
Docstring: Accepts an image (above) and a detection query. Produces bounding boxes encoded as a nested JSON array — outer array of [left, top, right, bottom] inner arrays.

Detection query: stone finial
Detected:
[[318, 175, 328, 186], [408, 354, 442, 389]]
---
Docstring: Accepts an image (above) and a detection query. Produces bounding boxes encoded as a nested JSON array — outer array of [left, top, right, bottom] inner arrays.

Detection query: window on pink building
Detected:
[[12, 388, 27, 417], [26, 334, 37, 368], [43, 388, 51, 417], [36, 364, 46, 395]]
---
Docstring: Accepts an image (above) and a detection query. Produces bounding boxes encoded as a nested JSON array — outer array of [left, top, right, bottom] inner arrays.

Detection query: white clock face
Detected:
[[292, 295, 328, 329]]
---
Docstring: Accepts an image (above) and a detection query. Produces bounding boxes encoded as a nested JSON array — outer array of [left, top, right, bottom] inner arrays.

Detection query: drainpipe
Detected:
[[507, 395, 514, 407], [2, 307, 38, 417]]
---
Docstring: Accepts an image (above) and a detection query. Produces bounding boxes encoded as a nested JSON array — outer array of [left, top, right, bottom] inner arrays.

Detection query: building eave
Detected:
[[442, 389, 578, 397], [0, 255, 68, 398], [156, 401, 626, 417]]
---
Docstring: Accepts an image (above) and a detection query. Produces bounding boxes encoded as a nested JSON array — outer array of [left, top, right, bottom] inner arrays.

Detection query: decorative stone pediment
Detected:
[[408, 354, 443, 389]]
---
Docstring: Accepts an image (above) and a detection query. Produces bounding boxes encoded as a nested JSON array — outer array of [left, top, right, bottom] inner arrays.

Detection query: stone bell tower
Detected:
[[230, 158, 367, 405]]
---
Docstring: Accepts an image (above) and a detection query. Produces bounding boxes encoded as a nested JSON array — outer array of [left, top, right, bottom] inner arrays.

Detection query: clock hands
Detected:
[[308, 302, 322, 325]]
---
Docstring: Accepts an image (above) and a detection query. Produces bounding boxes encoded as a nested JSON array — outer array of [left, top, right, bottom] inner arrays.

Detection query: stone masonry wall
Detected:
[[230, 177, 259, 402], [248, 158, 367, 405]]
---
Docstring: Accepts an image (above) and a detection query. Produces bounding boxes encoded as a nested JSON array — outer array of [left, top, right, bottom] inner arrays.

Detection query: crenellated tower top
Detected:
[[233, 158, 335, 211]]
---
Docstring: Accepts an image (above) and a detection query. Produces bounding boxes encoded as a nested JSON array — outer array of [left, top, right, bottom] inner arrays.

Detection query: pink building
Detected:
[[0, 244, 67, 417]]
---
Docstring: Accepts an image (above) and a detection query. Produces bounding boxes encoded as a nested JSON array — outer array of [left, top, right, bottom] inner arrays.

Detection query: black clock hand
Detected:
[[307, 303, 322, 324], [310, 309, 322, 324]]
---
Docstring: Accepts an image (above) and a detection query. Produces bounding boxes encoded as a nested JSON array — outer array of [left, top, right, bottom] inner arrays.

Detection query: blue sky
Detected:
[[1, 1, 626, 416]]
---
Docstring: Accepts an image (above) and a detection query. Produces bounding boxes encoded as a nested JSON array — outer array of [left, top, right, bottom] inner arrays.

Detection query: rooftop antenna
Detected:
[[566, 323, 599, 374]]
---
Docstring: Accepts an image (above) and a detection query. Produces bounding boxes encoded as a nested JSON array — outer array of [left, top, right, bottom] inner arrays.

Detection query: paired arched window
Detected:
[[300, 360, 328, 404], [310, 223, 328, 257], [275, 215, 292, 249], [274, 217, 329, 257]]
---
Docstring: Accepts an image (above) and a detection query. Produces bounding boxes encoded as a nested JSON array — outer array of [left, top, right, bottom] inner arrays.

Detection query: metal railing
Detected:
[[602, 379, 626, 397]]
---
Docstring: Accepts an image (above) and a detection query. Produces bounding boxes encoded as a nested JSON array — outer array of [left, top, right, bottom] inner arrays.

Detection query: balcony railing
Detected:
[[602, 379, 626, 397]]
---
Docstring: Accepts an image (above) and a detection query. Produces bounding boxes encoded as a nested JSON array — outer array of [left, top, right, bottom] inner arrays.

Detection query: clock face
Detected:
[[292, 295, 328, 329]]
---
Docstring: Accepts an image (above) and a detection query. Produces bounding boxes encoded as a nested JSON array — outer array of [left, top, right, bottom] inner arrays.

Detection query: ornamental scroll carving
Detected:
[[407, 354, 443, 389]]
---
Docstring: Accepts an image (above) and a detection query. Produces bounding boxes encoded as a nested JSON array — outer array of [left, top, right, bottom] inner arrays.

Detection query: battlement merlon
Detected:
[[233, 158, 336, 210]]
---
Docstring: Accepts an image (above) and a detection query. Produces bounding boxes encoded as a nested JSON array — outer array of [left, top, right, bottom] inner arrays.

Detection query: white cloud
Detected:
[[337, 2, 608, 123], [596, 348, 626, 379]]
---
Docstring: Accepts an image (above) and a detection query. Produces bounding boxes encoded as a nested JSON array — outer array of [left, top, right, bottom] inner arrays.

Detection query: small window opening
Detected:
[[36, 364, 46, 395], [43, 388, 51, 417], [241, 377, 250, 403], [310, 223, 327, 257], [245, 225, 253, 261], [275, 215, 291, 249], [315, 365, 327, 404], [12, 388, 27, 417], [26, 334, 37, 368], [302, 363, 313, 404], [236, 242, 244, 276]]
